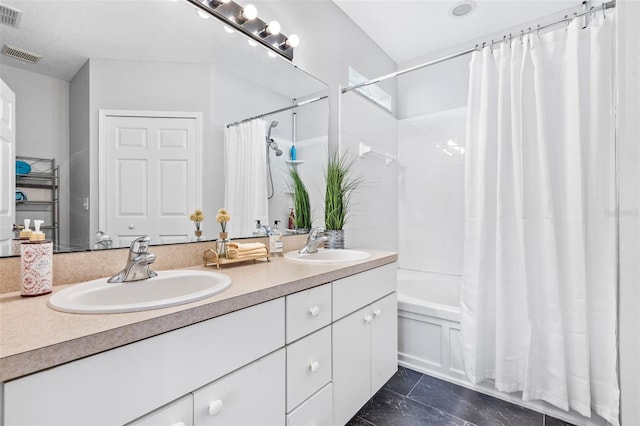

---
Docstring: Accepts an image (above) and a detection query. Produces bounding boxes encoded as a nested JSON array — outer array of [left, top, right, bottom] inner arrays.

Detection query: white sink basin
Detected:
[[48, 270, 232, 314], [284, 249, 371, 264]]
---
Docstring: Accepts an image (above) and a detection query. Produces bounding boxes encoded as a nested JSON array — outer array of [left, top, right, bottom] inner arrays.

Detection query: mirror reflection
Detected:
[[0, 0, 328, 256]]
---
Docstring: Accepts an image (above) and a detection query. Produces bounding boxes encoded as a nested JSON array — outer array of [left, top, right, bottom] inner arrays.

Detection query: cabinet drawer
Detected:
[[193, 349, 285, 426], [286, 283, 331, 343], [128, 394, 193, 426], [333, 262, 397, 321], [286, 326, 332, 411], [286, 383, 333, 426]]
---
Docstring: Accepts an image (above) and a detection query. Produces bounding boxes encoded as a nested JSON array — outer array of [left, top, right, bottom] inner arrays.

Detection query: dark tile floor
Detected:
[[346, 366, 576, 426]]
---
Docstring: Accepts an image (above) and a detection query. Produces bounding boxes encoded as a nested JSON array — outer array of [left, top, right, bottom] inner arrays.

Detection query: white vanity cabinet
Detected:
[[332, 263, 398, 426], [1, 260, 398, 426], [3, 299, 285, 426]]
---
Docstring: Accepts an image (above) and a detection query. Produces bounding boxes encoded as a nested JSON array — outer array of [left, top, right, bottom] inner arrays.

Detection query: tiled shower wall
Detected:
[[397, 107, 466, 275]]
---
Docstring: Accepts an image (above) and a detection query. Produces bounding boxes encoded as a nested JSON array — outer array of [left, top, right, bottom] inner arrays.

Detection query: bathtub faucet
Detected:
[[299, 228, 328, 254]]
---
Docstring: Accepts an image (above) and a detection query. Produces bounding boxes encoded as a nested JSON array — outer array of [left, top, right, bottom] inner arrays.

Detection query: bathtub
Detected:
[[396, 269, 606, 426], [397, 269, 467, 383]]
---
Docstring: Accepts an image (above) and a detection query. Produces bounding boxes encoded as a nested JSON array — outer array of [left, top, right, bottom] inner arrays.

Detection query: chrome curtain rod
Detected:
[[342, 0, 616, 94], [226, 95, 329, 128]]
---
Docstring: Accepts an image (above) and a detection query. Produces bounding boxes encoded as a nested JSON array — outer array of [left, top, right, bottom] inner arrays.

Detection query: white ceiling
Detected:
[[0, 1, 325, 98], [333, 0, 586, 64]]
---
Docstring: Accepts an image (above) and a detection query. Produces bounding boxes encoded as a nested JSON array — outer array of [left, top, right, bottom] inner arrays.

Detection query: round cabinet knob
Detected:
[[171, 422, 186, 426], [364, 314, 373, 324], [208, 400, 224, 416], [128, 224, 135, 230], [309, 361, 320, 373], [373, 309, 382, 317], [309, 306, 321, 317]]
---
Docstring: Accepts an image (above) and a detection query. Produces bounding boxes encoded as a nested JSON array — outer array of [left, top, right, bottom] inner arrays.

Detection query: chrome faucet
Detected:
[[108, 236, 158, 283], [298, 228, 328, 254]]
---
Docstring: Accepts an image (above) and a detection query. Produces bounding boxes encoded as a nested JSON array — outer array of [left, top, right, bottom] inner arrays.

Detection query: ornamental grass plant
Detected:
[[324, 152, 363, 231], [288, 166, 312, 230]]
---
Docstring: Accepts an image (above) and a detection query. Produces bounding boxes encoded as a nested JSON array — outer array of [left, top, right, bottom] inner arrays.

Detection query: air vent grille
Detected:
[[1, 44, 41, 64], [0, 3, 23, 28]]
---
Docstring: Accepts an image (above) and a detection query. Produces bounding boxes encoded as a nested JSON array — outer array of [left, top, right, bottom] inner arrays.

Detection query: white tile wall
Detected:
[[340, 92, 398, 251], [397, 107, 466, 275]]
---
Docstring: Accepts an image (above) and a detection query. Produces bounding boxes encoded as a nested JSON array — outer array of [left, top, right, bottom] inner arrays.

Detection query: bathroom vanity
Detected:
[[0, 251, 397, 426]]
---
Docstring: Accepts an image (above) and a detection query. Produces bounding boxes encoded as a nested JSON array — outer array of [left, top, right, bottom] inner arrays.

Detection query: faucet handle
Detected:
[[130, 236, 151, 254], [308, 228, 324, 240]]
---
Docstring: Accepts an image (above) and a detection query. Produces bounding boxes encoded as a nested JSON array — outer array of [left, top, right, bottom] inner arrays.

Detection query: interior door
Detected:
[[0, 78, 16, 255], [101, 112, 201, 247]]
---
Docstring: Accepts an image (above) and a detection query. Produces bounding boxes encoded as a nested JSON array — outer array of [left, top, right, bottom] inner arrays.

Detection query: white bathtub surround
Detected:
[[224, 119, 269, 237], [462, 12, 618, 425]]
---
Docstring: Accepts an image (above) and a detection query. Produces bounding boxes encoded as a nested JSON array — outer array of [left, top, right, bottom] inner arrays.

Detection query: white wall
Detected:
[[617, 1, 640, 425], [253, 0, 398, 249], [340, 92, 398, 250], [397, 107, 466, 274], [0, 65, 70, 248], [396, 57, 470, 274]]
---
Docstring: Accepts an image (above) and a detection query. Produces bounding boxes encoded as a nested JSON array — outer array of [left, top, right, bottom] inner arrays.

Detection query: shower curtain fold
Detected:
[[461, 12, 619, 425], [224, 119, 269, 238]]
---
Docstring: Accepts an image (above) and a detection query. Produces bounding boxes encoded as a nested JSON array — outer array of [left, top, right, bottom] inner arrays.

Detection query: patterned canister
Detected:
[[11, 238, 29, 256], [20, 241, 53, 296]]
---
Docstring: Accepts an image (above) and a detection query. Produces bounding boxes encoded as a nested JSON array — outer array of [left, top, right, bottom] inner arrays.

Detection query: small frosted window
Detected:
[[348, 67, 392, 113]]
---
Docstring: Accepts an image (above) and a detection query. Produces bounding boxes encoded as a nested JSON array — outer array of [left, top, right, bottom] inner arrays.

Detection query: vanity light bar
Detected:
[[185, 0, 297, 61]]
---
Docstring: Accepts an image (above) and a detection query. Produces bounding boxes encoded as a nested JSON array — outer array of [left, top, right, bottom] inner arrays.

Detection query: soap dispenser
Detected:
[[252, 220, 266, 237], [269, 220, 283, 256], [20, 219, 53, 297], [11, 219, 31, 255]]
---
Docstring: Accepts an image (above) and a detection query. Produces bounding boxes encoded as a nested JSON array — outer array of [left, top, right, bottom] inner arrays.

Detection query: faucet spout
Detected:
[[298, 228, 329, 254], [108, 236, 158, 283]]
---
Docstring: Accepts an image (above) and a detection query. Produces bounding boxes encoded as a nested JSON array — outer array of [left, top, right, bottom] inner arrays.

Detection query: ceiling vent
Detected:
[[0, 3, 23, 28], [2, 44, 41, 64]]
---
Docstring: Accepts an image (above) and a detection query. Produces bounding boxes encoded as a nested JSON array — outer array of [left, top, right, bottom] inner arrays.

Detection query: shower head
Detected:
[[267, 120, 278, 139], [268, 138, 283, 156]]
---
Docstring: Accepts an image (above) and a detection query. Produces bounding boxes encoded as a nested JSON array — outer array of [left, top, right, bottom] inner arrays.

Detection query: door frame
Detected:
[[98, 109, 203, 238]]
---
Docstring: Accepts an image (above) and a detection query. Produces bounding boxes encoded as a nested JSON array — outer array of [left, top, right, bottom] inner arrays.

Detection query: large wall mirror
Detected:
[[0, 0, 328, 256]]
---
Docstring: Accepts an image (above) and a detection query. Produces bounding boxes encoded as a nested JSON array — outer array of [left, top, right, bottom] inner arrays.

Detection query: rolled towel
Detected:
[[226, 247, 267, 259], [238, 248, 268, 256], [226, 242, 267, 252]]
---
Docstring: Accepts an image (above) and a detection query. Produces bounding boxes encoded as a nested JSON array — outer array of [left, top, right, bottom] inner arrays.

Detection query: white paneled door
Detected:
[[100, 111, 202, 247], [0, 79, 16, 255]]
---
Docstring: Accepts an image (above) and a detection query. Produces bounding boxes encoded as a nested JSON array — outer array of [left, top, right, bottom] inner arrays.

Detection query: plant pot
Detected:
[[324, 229, 345, 249]]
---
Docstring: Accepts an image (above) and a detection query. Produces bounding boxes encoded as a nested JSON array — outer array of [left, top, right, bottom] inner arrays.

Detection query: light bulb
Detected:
[[241, 4, 258, 21], [285, 34, 300, 48], [266, 21, 281, 36]]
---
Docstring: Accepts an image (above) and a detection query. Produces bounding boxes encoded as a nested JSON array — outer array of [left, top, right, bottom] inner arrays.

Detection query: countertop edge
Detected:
[[0, 252, 397, 382]]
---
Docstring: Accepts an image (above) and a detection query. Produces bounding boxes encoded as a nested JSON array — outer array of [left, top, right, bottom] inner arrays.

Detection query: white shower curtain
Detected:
[[462, 12, 619, 425], [224, 119, 268, 237]]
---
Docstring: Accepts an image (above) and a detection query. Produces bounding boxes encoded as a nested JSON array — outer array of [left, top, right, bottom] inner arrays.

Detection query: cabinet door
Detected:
[[128, 394, 193, 426], [332, 305, 371, 426], [370, 293, 398, 393], [193, 349, 285, 426]]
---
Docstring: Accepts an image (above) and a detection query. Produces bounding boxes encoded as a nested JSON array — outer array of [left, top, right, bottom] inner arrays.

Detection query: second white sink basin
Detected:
[[284, 249, 371, 264], [48, 270, 232, 314]]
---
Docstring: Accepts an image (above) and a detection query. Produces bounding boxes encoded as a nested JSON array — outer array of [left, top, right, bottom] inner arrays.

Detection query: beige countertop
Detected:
[[0, 250, 397, 382]]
